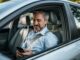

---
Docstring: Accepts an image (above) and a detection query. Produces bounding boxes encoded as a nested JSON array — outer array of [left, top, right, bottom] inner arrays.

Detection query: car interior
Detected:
[[0, 9, 64, 59]]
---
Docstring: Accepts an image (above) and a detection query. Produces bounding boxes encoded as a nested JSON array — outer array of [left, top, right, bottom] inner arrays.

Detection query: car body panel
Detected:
[[0, 0, 39, 20]]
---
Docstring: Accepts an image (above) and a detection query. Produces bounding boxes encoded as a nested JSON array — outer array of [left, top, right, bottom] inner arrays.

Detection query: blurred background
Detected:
[[0, 0, 80, 3], [0, 0, 8, 3]]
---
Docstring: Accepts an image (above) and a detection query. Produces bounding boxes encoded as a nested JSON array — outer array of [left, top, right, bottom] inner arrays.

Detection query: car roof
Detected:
[[0, 0, 79, 20], [0, 0, 39, 20]]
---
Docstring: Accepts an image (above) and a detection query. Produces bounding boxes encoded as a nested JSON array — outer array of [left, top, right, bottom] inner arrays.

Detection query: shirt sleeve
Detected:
[[31, 32, 58, 54], [31, 38, 44, 54], [44, 32, 58, 50]]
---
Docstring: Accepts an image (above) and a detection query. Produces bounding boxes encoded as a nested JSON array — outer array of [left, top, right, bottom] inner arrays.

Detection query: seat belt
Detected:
[[23, 30, 49, 49], [18, 27, 49, 50], [17, 27, 29, 48], [31, 30, 49, 43], [20, 28, 29, 41]]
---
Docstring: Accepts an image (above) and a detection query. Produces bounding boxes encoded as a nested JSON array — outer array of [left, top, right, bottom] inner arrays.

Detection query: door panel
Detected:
[[0, 29, 9, 50], [31, 39, 80, 60]]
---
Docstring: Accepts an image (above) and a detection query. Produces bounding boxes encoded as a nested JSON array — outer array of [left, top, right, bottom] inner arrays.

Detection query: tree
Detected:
[[0, 0, 8, 3], [69, 0, 80, 3]]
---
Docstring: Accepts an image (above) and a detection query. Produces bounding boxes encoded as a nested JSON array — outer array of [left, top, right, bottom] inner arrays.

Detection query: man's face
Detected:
[[33, 13, 47, 32]]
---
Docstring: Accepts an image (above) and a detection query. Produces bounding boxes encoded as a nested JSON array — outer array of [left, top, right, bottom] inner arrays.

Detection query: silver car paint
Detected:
[[0, 0, 39, 20], [27, 39, 80, 60]]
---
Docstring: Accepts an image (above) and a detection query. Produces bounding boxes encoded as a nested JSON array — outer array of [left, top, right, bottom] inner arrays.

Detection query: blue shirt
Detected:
[[21, 27, 58, 54]]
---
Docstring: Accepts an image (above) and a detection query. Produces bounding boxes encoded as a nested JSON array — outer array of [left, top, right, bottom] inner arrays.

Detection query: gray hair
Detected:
[[33, 11, 49, 21]]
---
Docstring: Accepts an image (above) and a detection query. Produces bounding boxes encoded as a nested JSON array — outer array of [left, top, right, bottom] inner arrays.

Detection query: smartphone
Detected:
[[17, 47, 24, 52]]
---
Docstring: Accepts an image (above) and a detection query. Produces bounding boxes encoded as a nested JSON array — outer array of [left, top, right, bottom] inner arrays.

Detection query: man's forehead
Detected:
[[33, 14, 44, 19], [33, 11, 45, 15]]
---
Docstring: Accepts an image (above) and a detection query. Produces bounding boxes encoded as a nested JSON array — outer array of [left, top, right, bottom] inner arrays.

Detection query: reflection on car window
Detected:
[[70, 5, 80, 29]]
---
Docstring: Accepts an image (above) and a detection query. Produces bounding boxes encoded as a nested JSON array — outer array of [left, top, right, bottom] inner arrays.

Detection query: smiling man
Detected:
[[16, 11, 58, 57]]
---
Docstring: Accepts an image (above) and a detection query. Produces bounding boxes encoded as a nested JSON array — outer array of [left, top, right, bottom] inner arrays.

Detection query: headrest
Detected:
[[18, 16, 31, 28], [49, 12, 58, 25]]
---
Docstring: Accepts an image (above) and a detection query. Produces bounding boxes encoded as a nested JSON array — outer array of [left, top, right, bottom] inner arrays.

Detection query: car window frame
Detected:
[[68, 3, 80, 39]]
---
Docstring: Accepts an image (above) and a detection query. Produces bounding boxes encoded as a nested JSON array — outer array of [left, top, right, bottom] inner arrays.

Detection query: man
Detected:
[[16, 11, 58, 57]]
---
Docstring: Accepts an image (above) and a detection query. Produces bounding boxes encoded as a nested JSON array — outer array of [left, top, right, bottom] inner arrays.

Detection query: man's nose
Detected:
[[34, 21, 38, 25]]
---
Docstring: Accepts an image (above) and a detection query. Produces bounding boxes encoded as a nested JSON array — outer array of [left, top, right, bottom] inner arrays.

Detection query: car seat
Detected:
[[48, 11, 62, 44]]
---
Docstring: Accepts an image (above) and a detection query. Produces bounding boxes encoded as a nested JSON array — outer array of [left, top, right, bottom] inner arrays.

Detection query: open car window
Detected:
[[13, 10, 64, 57]]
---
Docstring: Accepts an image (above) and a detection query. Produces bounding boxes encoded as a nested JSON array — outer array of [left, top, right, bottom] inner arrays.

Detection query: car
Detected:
[[0, 0, 80, 60]]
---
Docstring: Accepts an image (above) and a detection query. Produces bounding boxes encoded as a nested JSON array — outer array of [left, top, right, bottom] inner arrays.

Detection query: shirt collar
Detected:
[[36, 26, 49, 36]]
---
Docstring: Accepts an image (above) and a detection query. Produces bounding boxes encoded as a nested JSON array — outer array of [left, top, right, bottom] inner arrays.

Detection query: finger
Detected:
[[16, 51, 23, 57], [16, 53, 23, 57], [22, 51, 32, 56], [24, 49, 31, 52]]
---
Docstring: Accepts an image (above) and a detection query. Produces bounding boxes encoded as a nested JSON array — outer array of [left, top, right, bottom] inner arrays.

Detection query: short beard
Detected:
[[34, 26, 43, 32]]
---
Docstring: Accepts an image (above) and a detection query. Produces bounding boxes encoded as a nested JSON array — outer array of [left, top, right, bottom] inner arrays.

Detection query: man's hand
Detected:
[[16, 50, 23, 57], [22, 49, 33, 56], [16, 49, 33, 57]]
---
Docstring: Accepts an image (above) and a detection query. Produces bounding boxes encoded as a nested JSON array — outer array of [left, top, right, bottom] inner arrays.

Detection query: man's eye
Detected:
[[37, 19, 41, 22]]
